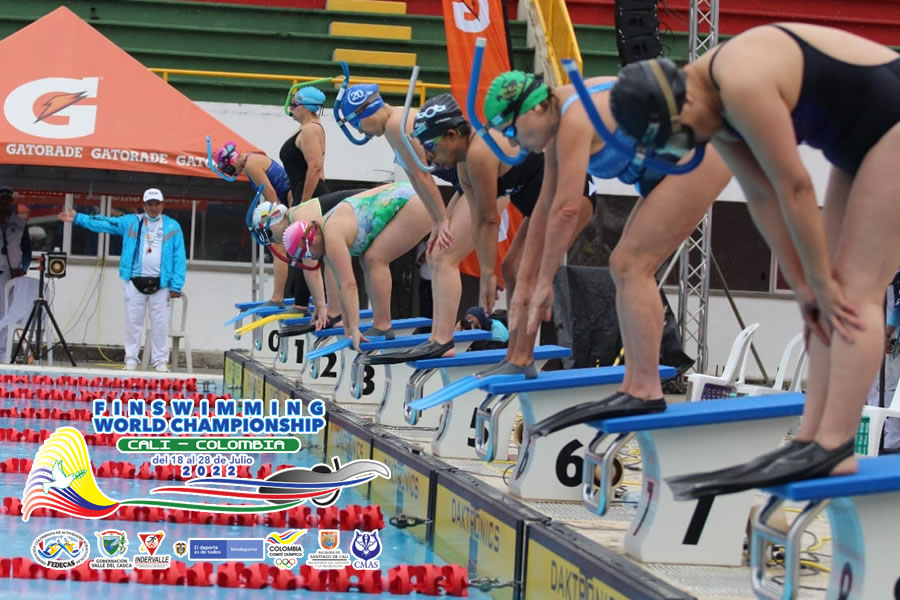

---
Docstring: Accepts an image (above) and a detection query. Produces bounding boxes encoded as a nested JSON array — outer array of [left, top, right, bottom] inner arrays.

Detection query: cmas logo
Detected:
[[349, 529, 382, 570]]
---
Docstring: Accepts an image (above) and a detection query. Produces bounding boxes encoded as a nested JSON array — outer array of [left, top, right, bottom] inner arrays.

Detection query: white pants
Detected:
[[124, 280, 170, 366]]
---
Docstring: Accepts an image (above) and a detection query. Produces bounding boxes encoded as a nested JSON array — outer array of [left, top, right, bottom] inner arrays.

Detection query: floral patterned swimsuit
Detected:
[[323, 182, 416, 256]]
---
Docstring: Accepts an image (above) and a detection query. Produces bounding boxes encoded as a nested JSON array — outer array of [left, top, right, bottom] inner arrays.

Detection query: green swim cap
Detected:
[[483, 71, 550, 128]]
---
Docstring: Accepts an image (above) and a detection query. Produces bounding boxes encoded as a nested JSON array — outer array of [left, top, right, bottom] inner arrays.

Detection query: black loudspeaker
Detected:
[[614, 0, 662, 66]]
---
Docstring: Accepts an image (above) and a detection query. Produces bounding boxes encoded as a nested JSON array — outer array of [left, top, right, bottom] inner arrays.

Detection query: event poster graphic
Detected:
[[22, 398, 389, 520], [18, 394, 391, 571]]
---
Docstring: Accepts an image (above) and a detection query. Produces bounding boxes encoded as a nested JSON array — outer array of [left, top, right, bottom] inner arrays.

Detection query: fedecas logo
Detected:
[[4, 77, 99, 139]]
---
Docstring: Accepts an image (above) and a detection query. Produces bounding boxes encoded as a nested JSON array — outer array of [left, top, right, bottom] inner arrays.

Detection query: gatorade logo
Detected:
[[4, 77, 99, 139], [453, 0, 490, 34]]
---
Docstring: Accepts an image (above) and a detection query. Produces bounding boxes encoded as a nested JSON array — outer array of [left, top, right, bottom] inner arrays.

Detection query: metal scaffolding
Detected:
[[678, 0, 720, 374]]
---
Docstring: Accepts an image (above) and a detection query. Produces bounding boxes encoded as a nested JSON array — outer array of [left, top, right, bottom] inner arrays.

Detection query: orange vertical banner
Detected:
[[442, 0, 511, 109], [442, 0, 521, 284]]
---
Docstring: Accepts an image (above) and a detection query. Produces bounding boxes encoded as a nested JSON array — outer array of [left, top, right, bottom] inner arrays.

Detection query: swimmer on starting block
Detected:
[[610, 23, 900, 495], [280, 183, 432, 351], [469, 58, 729, 421], [248, 188, 366, 330]]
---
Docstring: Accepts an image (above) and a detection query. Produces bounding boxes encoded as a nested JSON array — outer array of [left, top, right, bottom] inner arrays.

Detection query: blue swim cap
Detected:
[[340, 84, 384, 128], [292, 86, 326, 111]]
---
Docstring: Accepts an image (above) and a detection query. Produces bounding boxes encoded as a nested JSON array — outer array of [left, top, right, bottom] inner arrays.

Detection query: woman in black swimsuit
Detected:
[[279, 86, 329, 312], [611, 23, 900, 493]]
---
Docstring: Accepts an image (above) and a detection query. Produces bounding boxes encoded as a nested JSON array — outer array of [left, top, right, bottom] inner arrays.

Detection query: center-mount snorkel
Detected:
[[334, 61, 372, 146], [467, 37, 529, 167], [561, 59, 705, 175], [245, 184, 269, 246], [244, 185, 322, 270], [206, 135, 237, 182], [400, 65, 436, 173]]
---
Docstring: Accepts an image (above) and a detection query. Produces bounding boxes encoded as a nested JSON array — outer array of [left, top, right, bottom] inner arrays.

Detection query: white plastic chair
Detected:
[[687, 323, 760, 401], [142, 292, 192, 373], [0, 276, 42, 363], [737, 332, 808, 396], [861, 384, 900, 456]]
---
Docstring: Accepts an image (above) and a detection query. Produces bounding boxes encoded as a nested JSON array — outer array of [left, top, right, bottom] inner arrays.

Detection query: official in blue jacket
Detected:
[[59, 188, 186, 371]]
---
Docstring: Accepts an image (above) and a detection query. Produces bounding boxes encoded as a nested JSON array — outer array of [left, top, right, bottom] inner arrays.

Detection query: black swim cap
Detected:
[[610, 58, 688, 147], [413, 94, 467, 142]]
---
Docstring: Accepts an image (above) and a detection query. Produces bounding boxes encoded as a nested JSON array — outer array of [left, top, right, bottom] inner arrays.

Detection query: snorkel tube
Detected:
[[244, 185, 269, 245], [246, 186, 321, 270], [206, 135, 237, 182], [333, 62, 372, 146], [561, 59, 705, 174], [400, 66, 436, 173], [283, 77, 335, 116], [467, 38, 529, 166]]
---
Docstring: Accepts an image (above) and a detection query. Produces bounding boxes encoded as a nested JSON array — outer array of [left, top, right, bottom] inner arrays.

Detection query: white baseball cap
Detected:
[[142, 188, 164, 203]]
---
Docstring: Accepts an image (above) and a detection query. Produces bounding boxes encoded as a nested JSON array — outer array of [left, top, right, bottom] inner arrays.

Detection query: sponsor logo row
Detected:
[[31, 527, 382, 572]]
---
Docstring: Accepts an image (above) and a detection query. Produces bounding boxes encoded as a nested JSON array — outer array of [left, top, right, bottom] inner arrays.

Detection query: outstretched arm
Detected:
[[59, 209, 130, 236]]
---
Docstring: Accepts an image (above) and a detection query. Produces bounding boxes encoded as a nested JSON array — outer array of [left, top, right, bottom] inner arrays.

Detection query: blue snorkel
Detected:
[[400, 66, 436, 173], [206, 135, 237, 182], [244, 184, 269, 246], [561, 59, 705, 175], [334, 62, 373, 146], [467, 38, 529, 166]]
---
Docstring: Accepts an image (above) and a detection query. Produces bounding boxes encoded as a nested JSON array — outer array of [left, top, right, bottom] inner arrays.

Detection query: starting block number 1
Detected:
[[267, 332, 305, 365]]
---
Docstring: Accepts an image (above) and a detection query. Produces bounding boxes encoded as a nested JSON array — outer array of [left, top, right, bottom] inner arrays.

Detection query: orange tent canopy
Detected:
[[0, 7, 259, 179]]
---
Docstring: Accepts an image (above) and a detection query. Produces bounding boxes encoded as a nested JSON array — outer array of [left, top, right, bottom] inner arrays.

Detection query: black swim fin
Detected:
[[364, 340, 453, 365], [668, 439, 854, 501], [528, 392, 667, 438]]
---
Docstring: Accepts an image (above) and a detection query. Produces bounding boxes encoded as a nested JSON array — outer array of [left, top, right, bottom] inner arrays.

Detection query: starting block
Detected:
[[352, 330, 491, 427], [273, 310, 373, 377], [308, 318, 432, 400], [477, 366, 675, 502], [404, 346, 571, 459], [752, 454, 900, 600], [583, 393, 805, 566]]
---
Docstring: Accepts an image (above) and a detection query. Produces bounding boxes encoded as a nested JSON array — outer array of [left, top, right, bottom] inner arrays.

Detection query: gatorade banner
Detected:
[[0, 7, 258, 178], [442, 0, 522, 283], [441, 0, 511, 108]]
